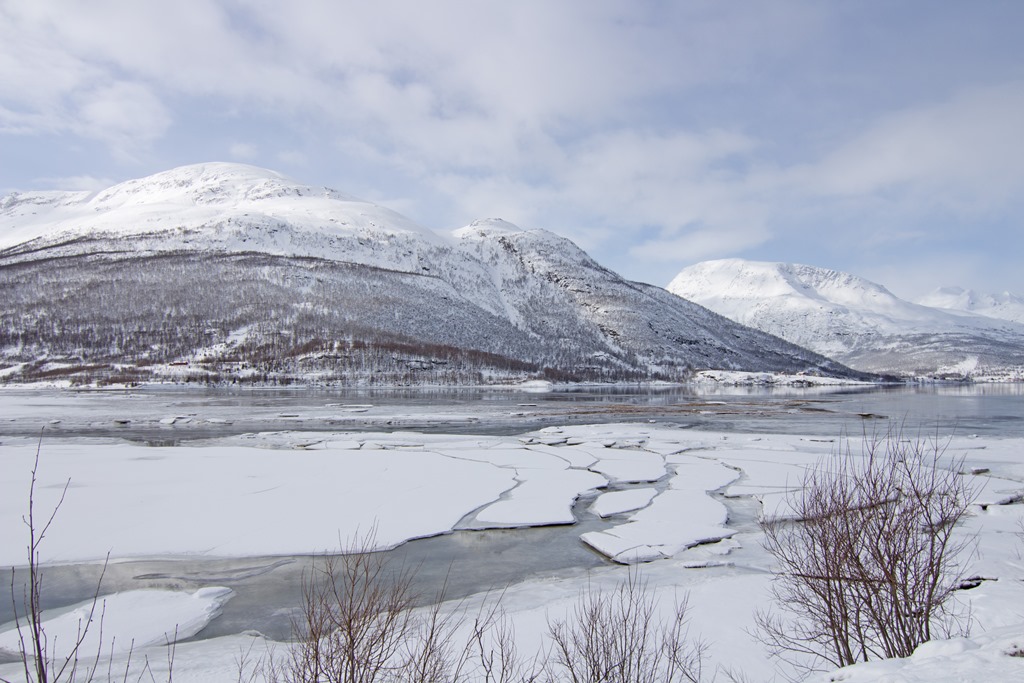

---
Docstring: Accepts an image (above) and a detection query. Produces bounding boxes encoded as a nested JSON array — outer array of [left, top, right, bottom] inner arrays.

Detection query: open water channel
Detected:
[[1, 383, 1022, 645]]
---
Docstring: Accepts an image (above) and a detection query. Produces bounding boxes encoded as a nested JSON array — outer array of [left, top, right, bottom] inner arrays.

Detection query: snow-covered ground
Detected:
[[2, 415, 1023, 680]]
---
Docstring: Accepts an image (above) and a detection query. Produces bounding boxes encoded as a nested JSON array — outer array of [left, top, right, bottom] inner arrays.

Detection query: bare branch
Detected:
[[543, 569, 704, 683], [754, 427, 977, 677]]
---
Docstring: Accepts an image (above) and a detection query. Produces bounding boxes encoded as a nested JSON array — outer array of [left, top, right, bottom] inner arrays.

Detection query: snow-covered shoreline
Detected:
[[2, 399, 1023, 680], [0, 378, 1019, 679]]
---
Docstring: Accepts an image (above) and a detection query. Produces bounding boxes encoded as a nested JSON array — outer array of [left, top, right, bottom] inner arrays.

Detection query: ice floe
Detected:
[[0, 587, 232, 662], [586, 446, 667, 483], [589, 487, 657, 517], [468, 468, 607, 527], [0, 440, 516, 563], [581, 458, 741, 563]]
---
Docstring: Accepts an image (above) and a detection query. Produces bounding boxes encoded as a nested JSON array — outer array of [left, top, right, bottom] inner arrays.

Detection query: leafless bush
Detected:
[[265, 532, 704, 683], [264, 531, 483, 683], [543, 570, 705, 683], [466, 605, 540, 683], [755, 428, 976, 678], [277, 544, 414, 682]]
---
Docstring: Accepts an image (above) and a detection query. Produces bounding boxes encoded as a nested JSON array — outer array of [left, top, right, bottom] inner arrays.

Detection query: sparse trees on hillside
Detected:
[[1, 251, 653, 385]]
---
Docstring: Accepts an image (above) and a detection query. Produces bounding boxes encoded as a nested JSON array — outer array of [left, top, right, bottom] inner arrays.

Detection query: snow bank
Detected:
[[807, 623, 1024, 682], [0, 587, 232, 662]]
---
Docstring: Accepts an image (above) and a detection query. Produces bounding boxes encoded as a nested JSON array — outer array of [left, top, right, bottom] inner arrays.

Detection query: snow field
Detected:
[[0, 440, 516, 564], [1, 423, 1023, 681]]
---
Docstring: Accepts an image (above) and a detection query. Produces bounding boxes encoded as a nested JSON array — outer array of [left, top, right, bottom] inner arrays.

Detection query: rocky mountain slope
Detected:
[[667, 259, 1024, 378], [0, 163, 856, 385]]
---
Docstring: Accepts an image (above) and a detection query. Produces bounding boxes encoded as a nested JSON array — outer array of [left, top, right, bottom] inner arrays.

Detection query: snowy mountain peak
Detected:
[[917, 286, 1024, 324], [0, 162, 445, 251], [453, 220, 585, 262], [453, 218, 526, 240], [668, 258, 1024, 377], [86, 162, 360, 209], [668, 258, 899, 308]]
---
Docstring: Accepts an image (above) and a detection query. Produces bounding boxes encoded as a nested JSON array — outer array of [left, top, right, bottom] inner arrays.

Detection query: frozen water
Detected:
[[0, 440, 517, 563], [468, 468, 607, 527], [2, 391, 1024, 681], [581, 458, 740, 563], [0, 587, 232, 661], [589, 488, 657, 517]]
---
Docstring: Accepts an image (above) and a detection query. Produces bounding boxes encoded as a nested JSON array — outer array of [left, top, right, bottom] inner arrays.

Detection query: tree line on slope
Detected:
[[0, 252, 686, 385]]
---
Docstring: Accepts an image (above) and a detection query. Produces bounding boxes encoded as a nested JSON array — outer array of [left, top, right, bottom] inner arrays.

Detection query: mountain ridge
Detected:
[[0, 164, 858, 386], [917, 286, 1024, 325]]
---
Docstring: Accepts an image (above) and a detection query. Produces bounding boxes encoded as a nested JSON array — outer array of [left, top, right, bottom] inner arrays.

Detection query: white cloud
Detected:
[[0, 4, 172, 154], [558, 129, 759, 227], [0, 2, 821, 165], [858, 254, 990, 302], [628, 226, 771, 266], [276, 150, 307, 167], [609, 81, 1024, 285], [73, 82, 171, 158], [229, 142, 258, 160], [802, 82, 1024, 204]]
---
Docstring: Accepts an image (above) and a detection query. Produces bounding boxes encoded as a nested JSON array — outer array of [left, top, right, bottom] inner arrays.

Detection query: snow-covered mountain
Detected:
[[0, 164, 856, 385], [667, 259, 1024, 378], [917, 287, 1024, 325]]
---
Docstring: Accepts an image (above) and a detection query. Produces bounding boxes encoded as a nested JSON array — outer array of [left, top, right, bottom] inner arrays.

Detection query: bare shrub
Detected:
[[278, 544, 415, 682], [265, 531, 487, 683], [266, 533, 704, 683], [543, 570, 705, 683], [466, 604, 541, 683], [755, 428, 976, 678]]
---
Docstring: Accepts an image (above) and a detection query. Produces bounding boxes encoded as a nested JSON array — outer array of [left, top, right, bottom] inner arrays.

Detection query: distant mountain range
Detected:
[[668, 259, 1024, 379], [0, 163, 855, 386], [917, 287, 1024, 325]]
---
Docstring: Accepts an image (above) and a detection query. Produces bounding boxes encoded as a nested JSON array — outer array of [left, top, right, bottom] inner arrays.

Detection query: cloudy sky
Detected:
[[2, 1, 1022, 297]]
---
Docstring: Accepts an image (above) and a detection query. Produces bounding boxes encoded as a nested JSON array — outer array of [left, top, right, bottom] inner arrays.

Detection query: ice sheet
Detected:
[[468, 468, 607, 526], [1, 423, 1022, 683], [0, 587, 232, 661], [581, 459, 740, 563], [0, 441, 517, 563], [586, 447, 667, 483], [589, 488, 657, 517]]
